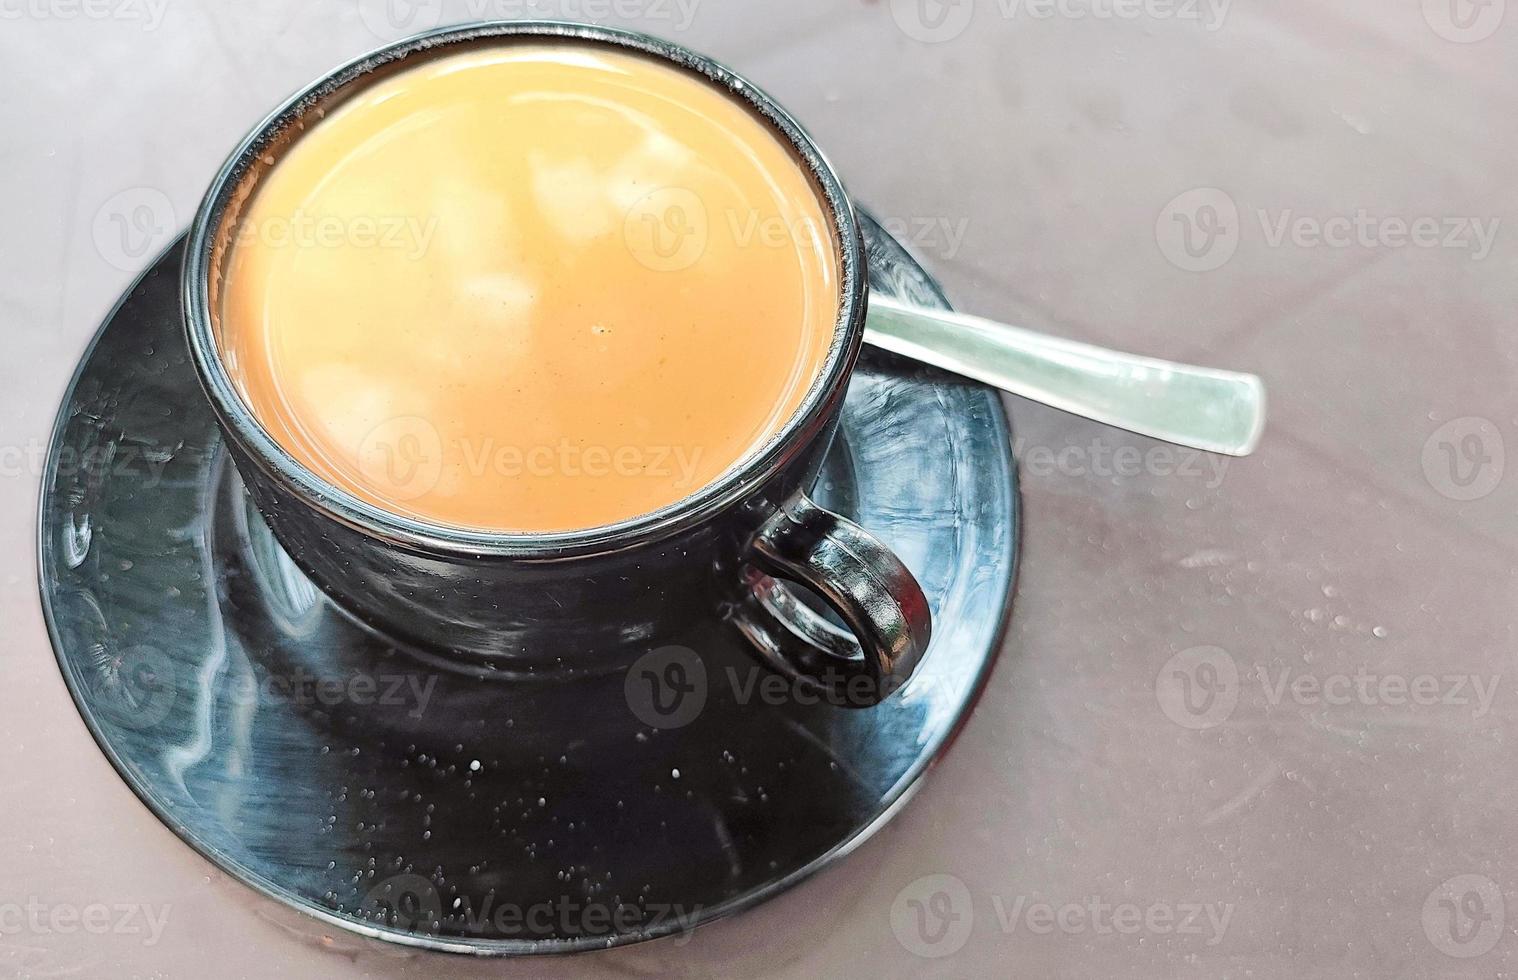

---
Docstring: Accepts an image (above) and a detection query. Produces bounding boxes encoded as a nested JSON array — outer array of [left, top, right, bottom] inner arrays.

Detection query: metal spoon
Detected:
[[865, 294, 1266, 457]]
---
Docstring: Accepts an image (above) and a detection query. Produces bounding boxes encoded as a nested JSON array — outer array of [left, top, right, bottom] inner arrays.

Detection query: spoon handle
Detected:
[[864, 293, 1266, 457]]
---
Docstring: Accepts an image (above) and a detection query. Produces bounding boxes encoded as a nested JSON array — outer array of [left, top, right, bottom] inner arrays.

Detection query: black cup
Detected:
[[181, 21, 930, 704]]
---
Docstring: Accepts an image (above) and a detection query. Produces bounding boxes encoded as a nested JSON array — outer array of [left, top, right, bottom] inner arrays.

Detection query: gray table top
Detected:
[[4, 2, 1515, 976]]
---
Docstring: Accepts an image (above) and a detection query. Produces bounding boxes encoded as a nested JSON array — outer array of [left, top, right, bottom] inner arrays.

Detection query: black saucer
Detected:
[[38, 213, 1018, 955]]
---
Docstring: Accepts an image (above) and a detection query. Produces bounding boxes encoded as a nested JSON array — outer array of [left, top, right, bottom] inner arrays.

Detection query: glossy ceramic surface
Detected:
[[38, 213, 1017, 954], [182, 21, 911, 673]]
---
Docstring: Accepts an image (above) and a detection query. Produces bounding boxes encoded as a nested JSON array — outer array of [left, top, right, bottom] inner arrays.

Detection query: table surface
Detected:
[[4, 2, 1516, 977]]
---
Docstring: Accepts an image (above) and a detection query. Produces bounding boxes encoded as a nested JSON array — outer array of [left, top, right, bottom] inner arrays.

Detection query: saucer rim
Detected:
[[38, 219, 1019, 956]]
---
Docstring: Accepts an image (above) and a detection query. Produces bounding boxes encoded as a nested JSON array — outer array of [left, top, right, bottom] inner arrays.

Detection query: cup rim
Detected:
[[182, 19, 867, 559]]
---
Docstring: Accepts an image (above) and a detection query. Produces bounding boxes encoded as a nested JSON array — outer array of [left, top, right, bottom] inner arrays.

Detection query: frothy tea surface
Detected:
[[215, 42, 839, 532]]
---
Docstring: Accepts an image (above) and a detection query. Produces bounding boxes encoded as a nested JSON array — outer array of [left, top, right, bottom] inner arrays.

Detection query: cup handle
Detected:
[[732, 491, 932, 706]]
